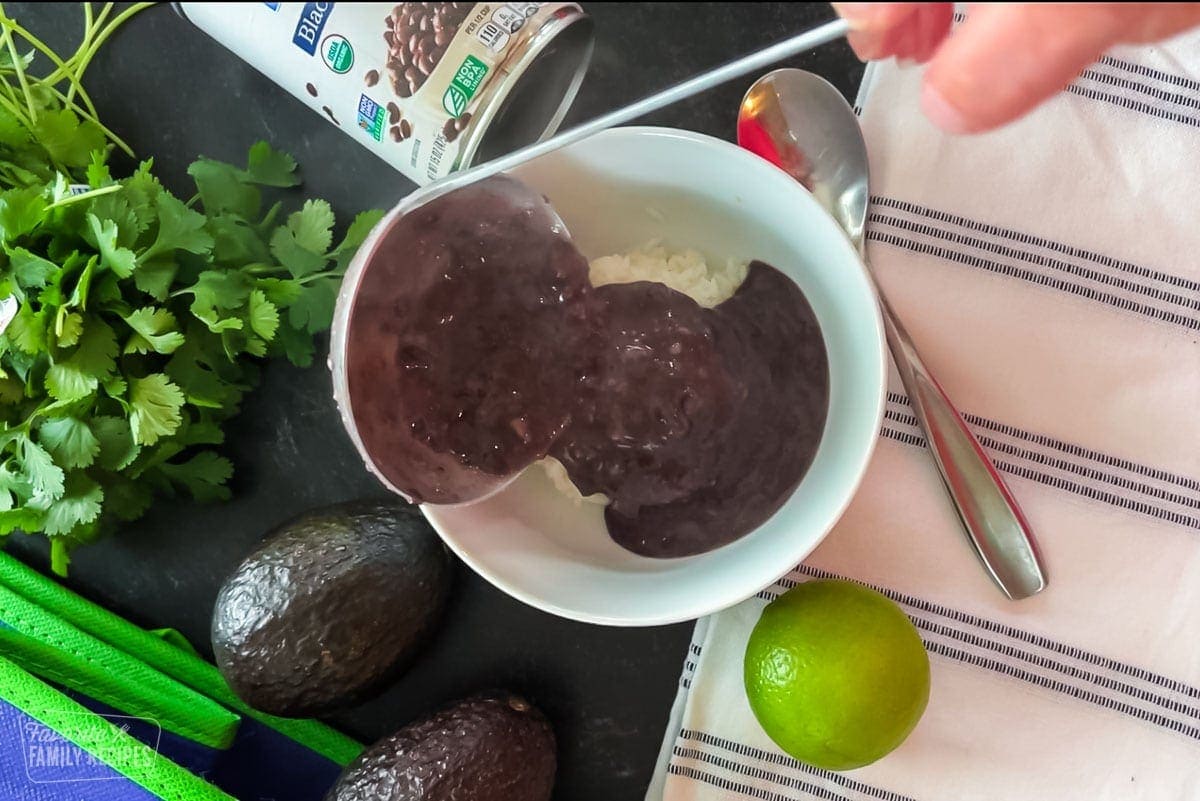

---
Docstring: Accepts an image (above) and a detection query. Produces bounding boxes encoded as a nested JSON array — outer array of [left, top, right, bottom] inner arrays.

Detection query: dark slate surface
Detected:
[[4, 3, 863, 799]]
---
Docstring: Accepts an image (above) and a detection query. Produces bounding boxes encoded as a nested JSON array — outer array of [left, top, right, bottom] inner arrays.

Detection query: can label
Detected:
[[181, 2, 582, 185], [291, 2, 332, 55]]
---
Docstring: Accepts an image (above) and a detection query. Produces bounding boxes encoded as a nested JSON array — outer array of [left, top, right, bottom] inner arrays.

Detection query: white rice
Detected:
[[588, 241, 747, 309], [537, 243, 749, 506]]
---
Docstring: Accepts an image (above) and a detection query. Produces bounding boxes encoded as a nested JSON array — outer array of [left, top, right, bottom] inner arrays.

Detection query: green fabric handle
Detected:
[[0, 550, 362, 765], [0, 583, 240, 750], [148, 627, 201, 657], [0, 654, 235, 800]]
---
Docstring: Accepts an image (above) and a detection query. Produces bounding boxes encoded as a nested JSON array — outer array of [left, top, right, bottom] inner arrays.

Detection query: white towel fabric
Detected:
[[647, 26, 1200, 801]]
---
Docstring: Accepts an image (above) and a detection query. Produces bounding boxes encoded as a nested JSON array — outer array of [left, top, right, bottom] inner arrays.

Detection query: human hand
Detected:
[[832, 3, 1200, 133]]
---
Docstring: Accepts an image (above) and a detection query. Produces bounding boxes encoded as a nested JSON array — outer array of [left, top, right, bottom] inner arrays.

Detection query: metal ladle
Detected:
[[739, 69, 1047, 600]]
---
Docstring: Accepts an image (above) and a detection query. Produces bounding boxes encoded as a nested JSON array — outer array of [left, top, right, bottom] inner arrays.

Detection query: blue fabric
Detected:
[[209, 715, 344, 801], [44, 685, 343, 801], [0, 695, 161, 800], [58, 688, 223, 780]]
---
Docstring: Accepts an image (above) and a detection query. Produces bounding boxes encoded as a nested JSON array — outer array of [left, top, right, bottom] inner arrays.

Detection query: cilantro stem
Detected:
[[73, 3, 96, 105], [45, 182, 120, 209], [43, 84, 133, 157], [5, 16, 101, 121], [0, 81, 28, 128], [297, 270, 342, 285], [0, 20, 37, 125], [62, 3, 152, 89]]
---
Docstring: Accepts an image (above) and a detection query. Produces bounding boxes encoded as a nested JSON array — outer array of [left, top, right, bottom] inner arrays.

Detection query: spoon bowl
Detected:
[[738, 68, 1048, 600]]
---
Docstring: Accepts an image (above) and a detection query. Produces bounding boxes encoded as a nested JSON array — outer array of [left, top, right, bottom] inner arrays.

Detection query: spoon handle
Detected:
[[434, 18, 850, 196], [871, 277, 1048, 600]]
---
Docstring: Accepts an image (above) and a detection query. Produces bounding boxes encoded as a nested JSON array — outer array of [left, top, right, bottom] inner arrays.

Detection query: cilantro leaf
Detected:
[[188, 158, 260, 218], [166, 337, 241, 410], [45, 317, 117, 401], [9, 247, 58, 290], [155, 451, 233, 502], [0, 376, 24, 404], [0, 507, 44, 536], [40, 471, 103, 536], [247, 289, 278, 341], [133, 257, 177, 301], [123, 307, 185, 355], [244, 141, 299, 187], [209, 214, 269, 266], [20, 436, 64, 502], [8, 304, 46, 353], [142, 193, 213, 261], [256, 277, 303, 306], [102, 473, 153, 522], [67, 255, 97, 310], [271, 321, 315, 368], [37, 416, 100, 469], [0, 462, 31, 509], [88, 193, 142, 244], [92, 416, 139, 471], [57, 311, 82, 347], [32, 110, 106, 169], [331, 209, 384, 270], [269, 199, 334, 277], [287, 276, 340, 334], [122, 160, 163, 230], [86, 213, 137, 277], [129, 373, 184, 446], [86, 152, 112, 188], [0, 186, 47, 241]]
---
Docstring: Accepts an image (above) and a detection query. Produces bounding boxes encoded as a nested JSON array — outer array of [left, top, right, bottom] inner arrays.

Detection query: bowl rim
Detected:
[[330, 125, 887, 626]]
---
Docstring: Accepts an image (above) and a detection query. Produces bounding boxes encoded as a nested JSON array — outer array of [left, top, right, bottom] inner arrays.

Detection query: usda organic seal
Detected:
[[321, 34, 354, 74]]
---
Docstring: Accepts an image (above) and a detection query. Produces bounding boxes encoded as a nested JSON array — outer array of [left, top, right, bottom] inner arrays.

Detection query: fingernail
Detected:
[[831, 3, 880, 30], [920, 82, 971, 134]]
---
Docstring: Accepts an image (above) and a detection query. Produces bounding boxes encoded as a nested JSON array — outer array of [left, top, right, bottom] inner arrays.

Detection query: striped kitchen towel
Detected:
[[647, 22, 1200, 801]]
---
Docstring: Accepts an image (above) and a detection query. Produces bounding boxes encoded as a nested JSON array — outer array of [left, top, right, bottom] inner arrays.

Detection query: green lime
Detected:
[[743, 579, 930, 770]]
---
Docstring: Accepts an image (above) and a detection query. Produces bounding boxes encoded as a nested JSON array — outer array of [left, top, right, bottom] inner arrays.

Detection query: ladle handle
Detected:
[[870, 281, 1048, 599]]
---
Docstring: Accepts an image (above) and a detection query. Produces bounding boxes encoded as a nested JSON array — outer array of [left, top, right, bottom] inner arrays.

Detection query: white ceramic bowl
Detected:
[[331, 127, 885, 626]]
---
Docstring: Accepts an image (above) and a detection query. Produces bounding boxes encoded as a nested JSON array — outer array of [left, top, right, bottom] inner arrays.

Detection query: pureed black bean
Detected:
[[344, 176, 830, 558]]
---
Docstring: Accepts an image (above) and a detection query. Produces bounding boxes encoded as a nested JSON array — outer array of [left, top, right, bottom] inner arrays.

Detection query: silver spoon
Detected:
[[739, 69, 1047, 600]]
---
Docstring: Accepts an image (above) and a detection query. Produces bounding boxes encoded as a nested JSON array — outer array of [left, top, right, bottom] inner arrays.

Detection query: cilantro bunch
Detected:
[[0, 5, 383, 572]]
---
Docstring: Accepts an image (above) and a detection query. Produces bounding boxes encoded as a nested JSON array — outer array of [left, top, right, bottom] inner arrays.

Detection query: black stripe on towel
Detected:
[[1066, 80, 1200, 129], [679, 729, 918, 801], [668, 764, 798, 801], [1099, 54, 1200, 95], [869, 211, 1200, 311], [672, 747, 863, 801], [870, 196, 1200, 294], [866, 230, 1200, 331], [881, 407, 1200, 511], [776, 565, 1200, 704], [886, 392, 1200, 494]]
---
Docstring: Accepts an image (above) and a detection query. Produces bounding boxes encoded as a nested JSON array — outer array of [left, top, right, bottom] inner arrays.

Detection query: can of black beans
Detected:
[[175, 3, 594, 184]]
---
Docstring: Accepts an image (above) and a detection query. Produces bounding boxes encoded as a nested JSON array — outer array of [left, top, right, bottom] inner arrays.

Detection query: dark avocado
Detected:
[[211, 499, 452, 717], [325, 692, 556, 801]]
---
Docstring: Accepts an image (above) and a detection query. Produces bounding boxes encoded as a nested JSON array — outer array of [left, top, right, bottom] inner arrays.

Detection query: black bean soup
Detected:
[[344, 176, 829, 557]]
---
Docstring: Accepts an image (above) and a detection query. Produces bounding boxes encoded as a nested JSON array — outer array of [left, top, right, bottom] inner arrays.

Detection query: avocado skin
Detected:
[[212, 499, 452, 717], [325, 692, 556, 801]]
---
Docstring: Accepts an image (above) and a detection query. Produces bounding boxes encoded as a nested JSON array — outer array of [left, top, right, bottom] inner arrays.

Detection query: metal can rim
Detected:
[[455, 4, 595, 172]]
